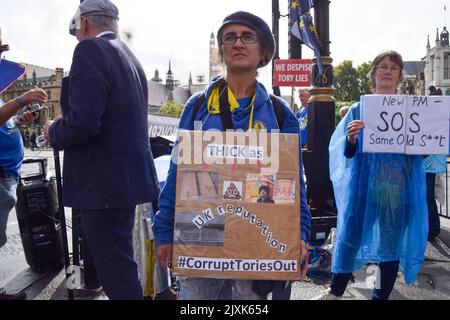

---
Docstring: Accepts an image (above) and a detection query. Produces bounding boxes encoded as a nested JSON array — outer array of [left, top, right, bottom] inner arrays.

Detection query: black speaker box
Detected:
[[15, 159, 63, 273]]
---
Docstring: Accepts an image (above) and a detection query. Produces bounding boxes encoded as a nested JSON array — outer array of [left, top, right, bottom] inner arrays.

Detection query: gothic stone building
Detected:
[[424, 27, 450, 95]]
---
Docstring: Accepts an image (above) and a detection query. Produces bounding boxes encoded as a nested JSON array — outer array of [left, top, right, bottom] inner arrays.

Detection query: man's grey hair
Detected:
[[85, 15, 118, 33]]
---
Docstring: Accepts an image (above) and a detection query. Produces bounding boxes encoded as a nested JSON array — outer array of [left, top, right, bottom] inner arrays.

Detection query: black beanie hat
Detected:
[[217, 11, 276, 68]]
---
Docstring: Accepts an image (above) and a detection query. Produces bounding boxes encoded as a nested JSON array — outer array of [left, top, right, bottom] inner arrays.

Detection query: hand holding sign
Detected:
[[347, 120, 365, 145]]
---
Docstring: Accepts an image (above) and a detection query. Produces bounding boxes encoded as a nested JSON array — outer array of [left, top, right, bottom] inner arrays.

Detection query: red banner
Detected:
[[273, 59, 312, 87]]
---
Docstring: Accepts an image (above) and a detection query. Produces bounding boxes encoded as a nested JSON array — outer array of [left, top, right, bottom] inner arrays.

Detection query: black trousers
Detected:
[[80, 206, 143, 300], [426, 173, 440, 238]]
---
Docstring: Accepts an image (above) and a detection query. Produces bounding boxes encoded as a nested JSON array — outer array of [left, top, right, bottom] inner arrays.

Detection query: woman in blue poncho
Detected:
[[315, 51, 428, 300]]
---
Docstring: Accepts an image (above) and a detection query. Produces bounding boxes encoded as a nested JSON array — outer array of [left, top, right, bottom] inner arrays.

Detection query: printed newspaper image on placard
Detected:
[[179, 171, 219, 201], [245, 174, 275, 204]]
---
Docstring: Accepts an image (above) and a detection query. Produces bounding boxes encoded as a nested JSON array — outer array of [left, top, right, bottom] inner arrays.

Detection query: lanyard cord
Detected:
[[201, 82, 228, 130], [204, 78, 256, 131], [248, 104, 255, 132]]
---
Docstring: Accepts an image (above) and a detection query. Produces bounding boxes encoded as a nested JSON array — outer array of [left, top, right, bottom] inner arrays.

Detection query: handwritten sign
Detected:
[[362, 95, 450, 155], [273, 59, 312, 87]]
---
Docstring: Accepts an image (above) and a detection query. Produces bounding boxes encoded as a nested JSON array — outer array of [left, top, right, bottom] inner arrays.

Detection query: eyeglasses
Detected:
[[221, 32, 258, 45], [377, 64, 401, 72]]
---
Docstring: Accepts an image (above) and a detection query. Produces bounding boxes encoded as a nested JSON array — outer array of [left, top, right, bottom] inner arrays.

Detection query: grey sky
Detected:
[[0, 0, 448, 96]]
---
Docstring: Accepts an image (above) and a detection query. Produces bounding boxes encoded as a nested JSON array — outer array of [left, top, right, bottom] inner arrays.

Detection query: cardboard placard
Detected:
[[172, 130, 301, 280], [362, 95, 450, 155]]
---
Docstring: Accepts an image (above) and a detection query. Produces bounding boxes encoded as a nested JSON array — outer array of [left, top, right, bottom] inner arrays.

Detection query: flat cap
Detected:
[[69, 0, 119, 36]]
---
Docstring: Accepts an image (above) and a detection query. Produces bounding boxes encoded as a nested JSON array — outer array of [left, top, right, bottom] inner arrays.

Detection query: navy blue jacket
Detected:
[[152, 77, 311, 245], [49, 33, 159, 209]]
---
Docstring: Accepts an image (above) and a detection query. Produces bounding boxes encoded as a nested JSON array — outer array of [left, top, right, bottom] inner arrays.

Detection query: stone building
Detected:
[[209, 32, 226, 81], [147, 31, 227, 113], [3, 32, 219, 119], [148, 64, 190, 114], [424, 27, 450, 95], [396, 27, 450, 96], [148, 60, 208, 114]]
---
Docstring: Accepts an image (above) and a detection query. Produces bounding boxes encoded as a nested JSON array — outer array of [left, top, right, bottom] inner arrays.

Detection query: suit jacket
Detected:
[[49, 33, 159, 209]]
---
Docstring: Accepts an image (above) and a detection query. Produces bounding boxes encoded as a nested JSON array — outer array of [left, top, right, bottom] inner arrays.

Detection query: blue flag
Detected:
[[0, 59, 25, 94], [290, 13, 323, 76], [289, 0, 301, 31], [289, 0, 313, 17], [289, 0, 313, 31]]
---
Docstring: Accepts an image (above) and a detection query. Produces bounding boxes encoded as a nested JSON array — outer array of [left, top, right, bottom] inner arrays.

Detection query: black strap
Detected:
[[218, 80, 233, 130], [193, 92, 206, 120], [192, 79, 232, 131], [269, 94, 285, 130], [192, 84, 285, 131]]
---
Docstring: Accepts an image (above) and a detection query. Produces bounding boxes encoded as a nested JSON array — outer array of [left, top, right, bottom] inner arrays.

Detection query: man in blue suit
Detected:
[[44, 0, 159, 300]]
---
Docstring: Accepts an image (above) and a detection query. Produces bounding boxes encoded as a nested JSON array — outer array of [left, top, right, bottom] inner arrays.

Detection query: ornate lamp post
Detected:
[[304, 0, 336, 215], [272, 0, 281, 97]]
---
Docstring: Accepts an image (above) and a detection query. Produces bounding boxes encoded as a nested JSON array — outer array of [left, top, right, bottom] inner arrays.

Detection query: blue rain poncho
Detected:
[[329, 101, 428, 284], [424, 154, 447, 174]]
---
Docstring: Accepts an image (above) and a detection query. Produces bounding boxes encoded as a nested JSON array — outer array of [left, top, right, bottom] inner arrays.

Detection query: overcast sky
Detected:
[[1, 0, 449, 98]]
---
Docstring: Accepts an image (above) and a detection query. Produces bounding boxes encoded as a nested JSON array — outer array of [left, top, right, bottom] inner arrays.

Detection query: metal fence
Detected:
[[438, 161, 450, 219]]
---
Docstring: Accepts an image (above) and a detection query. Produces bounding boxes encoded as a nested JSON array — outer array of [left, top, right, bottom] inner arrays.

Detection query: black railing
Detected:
[[438, 160, 450, 219]]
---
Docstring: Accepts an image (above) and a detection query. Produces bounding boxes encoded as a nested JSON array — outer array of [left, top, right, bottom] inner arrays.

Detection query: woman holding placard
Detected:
[[153, 11, 311, 300], [315, 51, 428, 300]]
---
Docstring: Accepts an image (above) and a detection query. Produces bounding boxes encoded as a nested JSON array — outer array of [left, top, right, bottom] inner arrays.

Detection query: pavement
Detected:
[[1, 148, 450, 300], [0, 149, 109, 300], [291, 224, 450, 300]]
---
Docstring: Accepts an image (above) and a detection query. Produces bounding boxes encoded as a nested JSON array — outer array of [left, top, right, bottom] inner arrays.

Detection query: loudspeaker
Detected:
[[15, 159, 63, 273]]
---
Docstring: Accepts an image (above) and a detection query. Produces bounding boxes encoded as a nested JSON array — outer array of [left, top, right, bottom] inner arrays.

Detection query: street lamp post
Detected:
[[304, 0, 336, 215], [272, 0, 281, 97]]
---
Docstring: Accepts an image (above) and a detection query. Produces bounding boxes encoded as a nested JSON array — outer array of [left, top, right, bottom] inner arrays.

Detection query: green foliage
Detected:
[[334, 60, 373, 102], [334, 100, 356, 125], [356, 62, 372, 95], [334, 60, 360, 102], [160, 101, 184, 117]]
